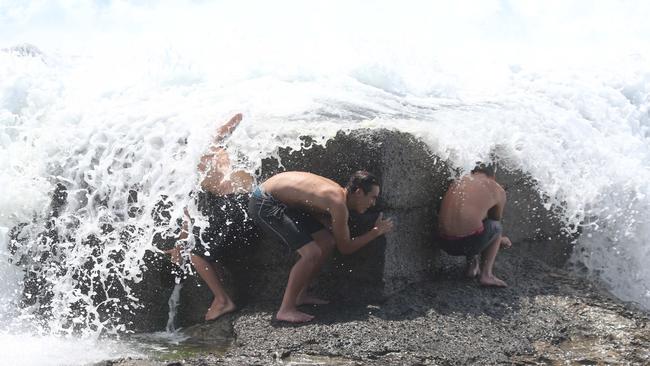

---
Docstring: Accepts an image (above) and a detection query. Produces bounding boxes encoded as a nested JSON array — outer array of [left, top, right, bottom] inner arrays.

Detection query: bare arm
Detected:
[[487, 183, 506, 221], [331, 206, 393, 255]]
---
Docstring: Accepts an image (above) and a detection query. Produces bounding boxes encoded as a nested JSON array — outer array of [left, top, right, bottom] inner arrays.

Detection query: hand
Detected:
[[500, 236, 512, 249], [164, 246, 182, 265], [373, 212, 395, 235]]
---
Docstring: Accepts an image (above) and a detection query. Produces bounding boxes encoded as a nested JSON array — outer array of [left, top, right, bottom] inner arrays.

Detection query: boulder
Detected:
[[248, 129, 448, 301], [496, 168, 577, 267], [7, 129, 577, 333], [246, 129, 576, 303]]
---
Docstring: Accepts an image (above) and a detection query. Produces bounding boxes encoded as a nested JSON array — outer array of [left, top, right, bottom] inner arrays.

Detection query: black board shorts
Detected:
[[248, 186, 325, 252], [438, 219, 502, 258]]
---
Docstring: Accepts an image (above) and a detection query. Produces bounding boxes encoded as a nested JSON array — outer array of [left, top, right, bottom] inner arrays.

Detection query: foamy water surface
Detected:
[[1, 1, 650, 365]]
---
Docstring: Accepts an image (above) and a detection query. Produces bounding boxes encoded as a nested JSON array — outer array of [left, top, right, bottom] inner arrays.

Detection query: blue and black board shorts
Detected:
[[248, 186, 325, 252]]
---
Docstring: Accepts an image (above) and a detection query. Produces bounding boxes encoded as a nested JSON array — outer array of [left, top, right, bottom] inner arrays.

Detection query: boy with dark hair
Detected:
[[437, 162, 512, 287], [471, 162, 496, 177], [249, 170, 394, 323], [345, 170, 380, 194]]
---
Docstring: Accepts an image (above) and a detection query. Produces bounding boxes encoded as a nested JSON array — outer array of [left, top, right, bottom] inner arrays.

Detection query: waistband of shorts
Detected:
[[438, 224, 485, 241], [252, 185, 267, 199]]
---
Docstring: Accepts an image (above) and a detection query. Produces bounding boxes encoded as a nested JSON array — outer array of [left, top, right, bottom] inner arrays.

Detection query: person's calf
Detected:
[[296, 291, 329, 305]]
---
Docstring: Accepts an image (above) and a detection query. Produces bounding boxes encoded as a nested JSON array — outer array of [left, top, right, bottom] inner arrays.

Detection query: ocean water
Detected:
[[1, 1, 650, 365]]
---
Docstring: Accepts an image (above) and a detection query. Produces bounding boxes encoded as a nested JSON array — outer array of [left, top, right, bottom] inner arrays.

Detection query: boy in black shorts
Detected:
[[249, 171, 394, 323], [437, 163, 512, 287]]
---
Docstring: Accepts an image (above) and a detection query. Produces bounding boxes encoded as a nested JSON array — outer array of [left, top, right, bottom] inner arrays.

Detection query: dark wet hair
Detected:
[[471, 162, 496, 177], [345, 170, 379, 194]]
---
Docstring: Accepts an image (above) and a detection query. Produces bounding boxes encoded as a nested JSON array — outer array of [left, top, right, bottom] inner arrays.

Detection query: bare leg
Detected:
[[465, 255, 480, 278], [276, 242, 322, 323], [191, 254, 236, 321], [215, 113, 243, 138], [478, 234, 507, 287], [296, 229, 334, 306]]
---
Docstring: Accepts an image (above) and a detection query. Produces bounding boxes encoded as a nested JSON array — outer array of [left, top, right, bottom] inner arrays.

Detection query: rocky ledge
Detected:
[[104, 245, 649, 366]]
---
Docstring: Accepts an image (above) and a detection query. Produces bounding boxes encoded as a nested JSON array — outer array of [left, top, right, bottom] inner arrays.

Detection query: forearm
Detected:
[[339, 228, 383, 255]]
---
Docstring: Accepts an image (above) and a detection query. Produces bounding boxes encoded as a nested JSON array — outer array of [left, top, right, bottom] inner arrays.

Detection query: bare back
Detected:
[[261, 171, 345, 216], [438, 173, 505, 237]]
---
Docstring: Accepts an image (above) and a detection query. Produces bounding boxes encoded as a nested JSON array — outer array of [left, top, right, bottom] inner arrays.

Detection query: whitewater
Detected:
[[1, 1, 650, 364]]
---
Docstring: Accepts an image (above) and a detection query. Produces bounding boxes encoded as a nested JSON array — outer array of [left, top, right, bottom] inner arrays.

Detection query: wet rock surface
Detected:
[[10, 129, 579, 334], [106, 246, 650, 365]]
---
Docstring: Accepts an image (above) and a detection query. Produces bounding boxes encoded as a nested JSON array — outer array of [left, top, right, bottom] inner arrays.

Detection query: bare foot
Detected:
[[500, 236, 512, 249], [275, 309, 314, 323], [296, 293, 329, 306], [229, 113, 243, 124], [465, 256, 480, 278], [216, 113, 243, 137], [479, 274, 508, 288], [205, 298, 237, 321]]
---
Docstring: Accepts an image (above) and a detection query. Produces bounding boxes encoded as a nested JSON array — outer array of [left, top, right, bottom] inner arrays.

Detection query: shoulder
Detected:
[[490, 180, 506, 199], [320, 188, 347, 216], [323, 186, 346, 203]]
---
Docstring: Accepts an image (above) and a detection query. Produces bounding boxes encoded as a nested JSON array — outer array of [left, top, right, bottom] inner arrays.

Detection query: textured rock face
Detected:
[[248, 129, 449, 301], [9, 129, 576, 333], [244, 129, 576, 305], [496, 169, 577, 267]]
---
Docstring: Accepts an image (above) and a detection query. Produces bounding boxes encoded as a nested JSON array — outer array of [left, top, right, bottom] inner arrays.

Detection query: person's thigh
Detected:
[[296, 240, 322, 261], [256, 209, 314, 251], [471, 220, 503, 255], [310, 229, 335, 254]]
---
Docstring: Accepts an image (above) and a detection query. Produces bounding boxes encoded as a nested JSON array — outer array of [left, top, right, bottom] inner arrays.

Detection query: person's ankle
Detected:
[[212, 296, 230, 306]]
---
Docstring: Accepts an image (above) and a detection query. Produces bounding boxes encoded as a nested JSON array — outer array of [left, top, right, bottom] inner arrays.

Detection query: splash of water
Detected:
[[1, 2, 650, 364]]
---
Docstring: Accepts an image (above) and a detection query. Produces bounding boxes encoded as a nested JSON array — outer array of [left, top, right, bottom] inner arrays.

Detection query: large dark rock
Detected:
[[107, 244, 650, 366], [248, 129, 448, 302], [9, 129, 576, 334], [496, 168, 578, 267], [114, 129, 579, 331]]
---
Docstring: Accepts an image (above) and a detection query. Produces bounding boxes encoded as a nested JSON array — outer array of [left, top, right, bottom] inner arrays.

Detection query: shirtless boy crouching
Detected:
[[437, 163, 512, 287], [249, 171, 394, 323]]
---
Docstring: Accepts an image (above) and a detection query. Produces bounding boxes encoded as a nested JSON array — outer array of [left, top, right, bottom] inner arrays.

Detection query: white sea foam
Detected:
[[1, 1, 650, 364], [0, 332, 143, 366]]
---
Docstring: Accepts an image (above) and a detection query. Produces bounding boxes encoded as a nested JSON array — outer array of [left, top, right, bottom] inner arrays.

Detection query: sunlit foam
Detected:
[[1, 2, 650, 364]]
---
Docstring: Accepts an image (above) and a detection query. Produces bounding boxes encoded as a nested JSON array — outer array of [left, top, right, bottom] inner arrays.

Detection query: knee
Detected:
[[300, 244, 322, 263], [486, 219, 503, 235], [321, 237, 335, 255], [315, 232, 335, 254]]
